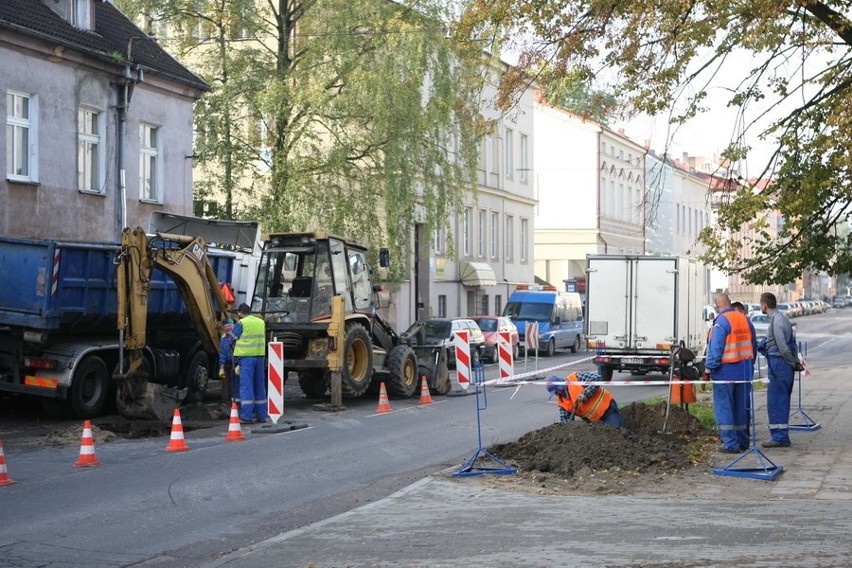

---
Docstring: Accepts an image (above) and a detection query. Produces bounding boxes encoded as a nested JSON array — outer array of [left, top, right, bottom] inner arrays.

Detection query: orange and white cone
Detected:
[[418, 375, 434, 405], [73, 420, 101, 467], [224, 402, 246, 442], [0, 438, 16, 486], [375, 382, 392, 413], [165, 409, 190, 452]]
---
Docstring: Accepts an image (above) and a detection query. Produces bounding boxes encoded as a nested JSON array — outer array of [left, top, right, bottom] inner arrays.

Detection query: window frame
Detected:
[[504, 128, 513, 179], [77, 106, 105, 194], [139, 122, 162, 203], [519, 134, 528, 182], [6, 91, 38, 183]]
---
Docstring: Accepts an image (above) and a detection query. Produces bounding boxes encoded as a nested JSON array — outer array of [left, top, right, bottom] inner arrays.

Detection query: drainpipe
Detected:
[[115, 53, 144, 240], [596, 130, 607, 253]]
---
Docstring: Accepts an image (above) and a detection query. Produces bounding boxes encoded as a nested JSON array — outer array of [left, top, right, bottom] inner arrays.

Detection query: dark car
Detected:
[[402, 318, 485, 367], [469, 315, 519, 363]]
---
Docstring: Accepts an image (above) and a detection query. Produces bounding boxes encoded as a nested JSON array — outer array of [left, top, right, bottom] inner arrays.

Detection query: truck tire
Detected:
[[599, 365, 614, 382], [385, 345, 418, 398], [298, 371, 329, 398], [341, 323, 373, 397], [542, 338, 556, 357], [184, 351, 210, 402], [570, 334, 581, 353], [70, 356, 109, 418]]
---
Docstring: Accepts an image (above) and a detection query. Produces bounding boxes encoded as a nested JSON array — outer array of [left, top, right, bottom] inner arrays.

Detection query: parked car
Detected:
[[833, 297, 846, 308], [776, 303, 796, 318], [750, 313, 796, 341], [469, 315, 519, 363], [401, 318, 485, 367]]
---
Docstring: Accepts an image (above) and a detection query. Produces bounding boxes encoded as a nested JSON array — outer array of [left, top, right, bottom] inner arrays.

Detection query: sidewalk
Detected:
[[207, 367, 852, 568]]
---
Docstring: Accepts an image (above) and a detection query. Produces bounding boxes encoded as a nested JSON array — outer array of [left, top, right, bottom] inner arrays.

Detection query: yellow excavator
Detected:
[[114, 227, 231, 421]]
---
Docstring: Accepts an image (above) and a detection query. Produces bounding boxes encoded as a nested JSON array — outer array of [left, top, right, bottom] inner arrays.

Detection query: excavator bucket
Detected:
[[114, 356, 187, 421]]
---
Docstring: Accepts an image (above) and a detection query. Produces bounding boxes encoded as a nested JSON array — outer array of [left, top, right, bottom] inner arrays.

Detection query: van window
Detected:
[[504, 301, 553, 322]]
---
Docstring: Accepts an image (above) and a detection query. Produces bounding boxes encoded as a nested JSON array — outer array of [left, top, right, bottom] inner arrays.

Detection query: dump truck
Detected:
[[0, 215, 259, 420], [585, 255, 707, 381], [251, 232, 450, 398]]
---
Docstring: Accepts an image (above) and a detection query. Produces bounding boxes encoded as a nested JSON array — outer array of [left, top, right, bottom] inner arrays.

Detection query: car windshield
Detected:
[[405, 320, 452, 339], [504, 301, 552, 321], [475, 318, 498, 332]]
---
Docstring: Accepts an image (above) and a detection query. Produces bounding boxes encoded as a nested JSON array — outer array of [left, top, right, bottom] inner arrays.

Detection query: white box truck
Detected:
[[585, 255, 707, 381]]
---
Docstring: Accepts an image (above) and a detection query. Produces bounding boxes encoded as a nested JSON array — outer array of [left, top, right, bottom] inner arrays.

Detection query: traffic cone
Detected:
[[375, 382, 392, 413], [73, 420, 101, 467], [224, 402, 246, 442], [0, 438, 16, 486], [165, 409, 190, 452], [418, 375, 433, 405]]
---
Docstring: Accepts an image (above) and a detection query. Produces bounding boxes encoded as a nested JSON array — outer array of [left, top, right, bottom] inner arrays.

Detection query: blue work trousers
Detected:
[[238, 356, 269, 422], [601, 401, 624, 428], [712, 381, 749, 451], [766, 356, 795, 443]]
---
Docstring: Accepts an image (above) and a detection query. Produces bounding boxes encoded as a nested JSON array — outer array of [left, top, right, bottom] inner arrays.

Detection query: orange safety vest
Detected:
[[719, 310, 754, 364], [555, 372, 613, 421]]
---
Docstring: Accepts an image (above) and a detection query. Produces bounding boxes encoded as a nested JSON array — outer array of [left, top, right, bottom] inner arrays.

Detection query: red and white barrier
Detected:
[[525, 322, 539, 351], [498, 331, 514, 380], [267, 341, 284, 424], [453, 330, 471, 390]]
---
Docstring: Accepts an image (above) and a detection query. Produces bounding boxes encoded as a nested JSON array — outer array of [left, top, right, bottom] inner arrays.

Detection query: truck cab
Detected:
[[503, 285, 584, 356]]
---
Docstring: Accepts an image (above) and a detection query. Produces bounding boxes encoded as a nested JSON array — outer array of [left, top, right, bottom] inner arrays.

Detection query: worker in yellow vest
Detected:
[[233, 303, 269, 424], [546, 371, 623, 427]]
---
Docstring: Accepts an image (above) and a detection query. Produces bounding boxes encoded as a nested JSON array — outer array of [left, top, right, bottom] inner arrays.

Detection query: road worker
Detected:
[[705, 293, 754, 453], [545, 371, 623, 427], [232, 303, 269, 424], [217, 318, 237, 404]]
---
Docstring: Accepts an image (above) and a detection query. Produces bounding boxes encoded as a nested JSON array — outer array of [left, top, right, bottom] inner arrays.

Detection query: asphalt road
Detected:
[[0, 307, 846, 567]]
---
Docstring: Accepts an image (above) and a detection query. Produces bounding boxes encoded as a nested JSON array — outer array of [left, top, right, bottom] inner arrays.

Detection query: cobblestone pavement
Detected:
[[207, 367, 852, 568]]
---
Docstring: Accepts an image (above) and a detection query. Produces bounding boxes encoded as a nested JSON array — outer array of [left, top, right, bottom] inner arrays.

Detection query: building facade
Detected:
[[533, 100, 646, 292], [1, 0, 207, 243]]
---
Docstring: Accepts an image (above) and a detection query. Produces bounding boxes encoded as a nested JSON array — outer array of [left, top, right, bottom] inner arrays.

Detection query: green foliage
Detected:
[[537, 67, 624, 125], [455, 1, 852, 283], [116, 0, 482, 281]]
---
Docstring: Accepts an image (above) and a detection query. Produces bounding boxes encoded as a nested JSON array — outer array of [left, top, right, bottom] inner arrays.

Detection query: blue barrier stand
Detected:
[[789, 341, 820, 431], [453, 361, 517, 477], [713, 359, 784, 481]]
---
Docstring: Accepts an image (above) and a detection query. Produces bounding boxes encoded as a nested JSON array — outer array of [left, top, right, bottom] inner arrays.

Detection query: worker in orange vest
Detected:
[[546, 371, 623, 427]]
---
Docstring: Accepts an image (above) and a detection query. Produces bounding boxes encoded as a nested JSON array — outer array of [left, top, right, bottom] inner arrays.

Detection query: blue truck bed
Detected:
[[0, 236, 235, 332]]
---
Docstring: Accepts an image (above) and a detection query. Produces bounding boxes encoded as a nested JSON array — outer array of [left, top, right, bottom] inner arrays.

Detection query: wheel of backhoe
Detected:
[[70, 356, 109, 418], [384, 345, 418, 398], [340, 323, 373, 397], [298, 371, 329, 399]]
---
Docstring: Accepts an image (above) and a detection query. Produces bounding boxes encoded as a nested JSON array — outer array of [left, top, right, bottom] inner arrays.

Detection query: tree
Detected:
[[455, 1, 852, 284], [117, 0, 483, 279]]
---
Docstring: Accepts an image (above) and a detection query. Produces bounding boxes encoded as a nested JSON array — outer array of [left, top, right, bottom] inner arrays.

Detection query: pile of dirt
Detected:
[[489, 402, 712, 480]]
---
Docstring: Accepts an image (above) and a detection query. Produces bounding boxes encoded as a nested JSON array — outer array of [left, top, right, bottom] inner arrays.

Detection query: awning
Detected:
[[460, 261, 497, 287]]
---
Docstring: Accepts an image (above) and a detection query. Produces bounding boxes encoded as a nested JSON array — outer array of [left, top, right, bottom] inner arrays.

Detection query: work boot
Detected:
[[761, 440, 791, 448]]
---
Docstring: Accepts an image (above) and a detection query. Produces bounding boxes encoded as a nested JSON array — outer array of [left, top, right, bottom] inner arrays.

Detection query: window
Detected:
[[139, 123, 161, 202], [505, 215, 514, 260], [479, 294, 489, 316], [71, 0, 92, 30], [519, 134, 528, 182], [490, 211, 499, 259], [438, 295, 447, 318], [6, 91, 37, 182], [477, 209, 486, 257], [520, 218, 529, 262], [504, 128, 513, 178], [77, 107, 103, 193], [434, 227, 444, 254], [462, 207, 472, 257], [495, 295, 502, 317], [490, 131, 500, 174]]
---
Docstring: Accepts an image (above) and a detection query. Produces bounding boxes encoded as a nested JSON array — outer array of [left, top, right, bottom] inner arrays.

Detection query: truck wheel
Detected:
[[70, 356, 109, 418], [184, 351, 210, 402], [570, 335, 581, 353], [542, 338, 556, 357], [298, 371, 329, 398], [385, 345, 418, 398], [341, 323, 373, 397], [599, 366, 614, 382]]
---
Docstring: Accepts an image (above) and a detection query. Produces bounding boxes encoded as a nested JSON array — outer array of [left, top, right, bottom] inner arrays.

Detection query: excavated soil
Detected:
[[460, 402, 717, 496]]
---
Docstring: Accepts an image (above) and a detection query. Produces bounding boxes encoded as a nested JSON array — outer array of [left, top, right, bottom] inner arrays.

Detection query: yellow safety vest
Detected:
[[233, 315, 266, 357]]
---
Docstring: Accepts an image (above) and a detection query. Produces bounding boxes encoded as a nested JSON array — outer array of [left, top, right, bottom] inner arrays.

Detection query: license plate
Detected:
[[623, 358, 642, 365]]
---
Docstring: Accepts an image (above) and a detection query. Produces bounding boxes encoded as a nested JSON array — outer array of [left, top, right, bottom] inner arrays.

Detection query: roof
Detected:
[[0, 0, 208, 92]]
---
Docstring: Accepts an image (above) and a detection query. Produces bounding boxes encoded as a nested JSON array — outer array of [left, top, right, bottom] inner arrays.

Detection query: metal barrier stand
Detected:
[[789, 342, 820, 431]]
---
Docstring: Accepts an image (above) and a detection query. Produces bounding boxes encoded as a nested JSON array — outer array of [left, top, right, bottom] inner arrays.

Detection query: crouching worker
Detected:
[[546, 371, 624, 427]]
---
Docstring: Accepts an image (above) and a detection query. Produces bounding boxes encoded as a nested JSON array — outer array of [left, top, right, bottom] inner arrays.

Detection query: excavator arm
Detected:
[[115, 227, 230, 420]]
